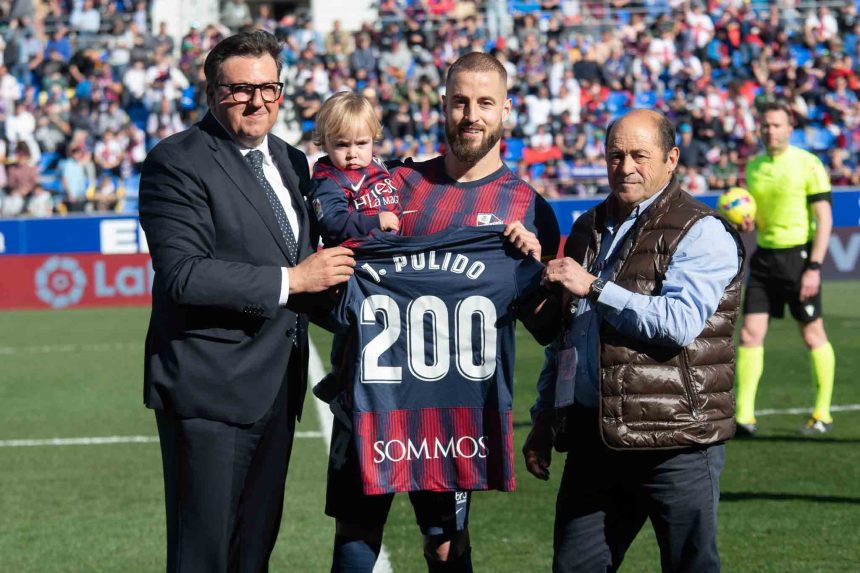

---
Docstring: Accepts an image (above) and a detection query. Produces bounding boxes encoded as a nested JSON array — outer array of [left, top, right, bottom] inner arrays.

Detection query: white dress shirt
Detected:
[[238, 138, 300, 306]]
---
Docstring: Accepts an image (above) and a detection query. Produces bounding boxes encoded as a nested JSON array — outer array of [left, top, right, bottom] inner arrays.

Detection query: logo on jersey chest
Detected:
[[476, 213, 503, 226], [352, 177, 399, 211]]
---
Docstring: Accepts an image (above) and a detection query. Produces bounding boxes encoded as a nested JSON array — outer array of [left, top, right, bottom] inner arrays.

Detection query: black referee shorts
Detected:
[[743, 244, 822, 323]]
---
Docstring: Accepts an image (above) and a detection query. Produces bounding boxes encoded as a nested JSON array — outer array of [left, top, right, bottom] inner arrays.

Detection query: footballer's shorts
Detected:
[[325, 413, 471, 536], [743, 244, 822, 323]]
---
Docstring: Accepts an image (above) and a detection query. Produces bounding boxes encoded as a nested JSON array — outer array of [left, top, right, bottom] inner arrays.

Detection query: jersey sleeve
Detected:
[[513, 254, 546, 303], [531, 193, 561, 262], [805, 153, 832, 198], [331, 277, 357, 334], [308, 176, 381, 247]]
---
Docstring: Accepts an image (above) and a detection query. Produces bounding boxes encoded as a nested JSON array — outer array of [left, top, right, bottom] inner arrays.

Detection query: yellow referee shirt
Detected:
[[745, 145, 831, 249]]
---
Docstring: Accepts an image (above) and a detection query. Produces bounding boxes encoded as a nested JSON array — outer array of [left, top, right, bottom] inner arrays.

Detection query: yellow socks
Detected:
[[810, 342, 835, 424], [735, 345, 764, 424]]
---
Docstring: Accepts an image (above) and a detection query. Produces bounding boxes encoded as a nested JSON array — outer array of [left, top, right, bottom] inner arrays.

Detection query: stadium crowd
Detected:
[[0, 0, 858, 216]]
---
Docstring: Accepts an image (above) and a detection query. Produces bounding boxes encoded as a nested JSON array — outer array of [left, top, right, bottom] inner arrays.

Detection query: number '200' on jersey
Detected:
[[333, 226, 544, 495]]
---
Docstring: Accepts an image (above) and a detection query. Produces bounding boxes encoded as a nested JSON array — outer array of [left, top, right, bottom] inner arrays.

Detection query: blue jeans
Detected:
[[553, 407, 724, 573]]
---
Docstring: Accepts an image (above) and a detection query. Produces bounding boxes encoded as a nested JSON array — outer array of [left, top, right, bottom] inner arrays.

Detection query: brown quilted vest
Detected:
[[564, 177, 746, 449]]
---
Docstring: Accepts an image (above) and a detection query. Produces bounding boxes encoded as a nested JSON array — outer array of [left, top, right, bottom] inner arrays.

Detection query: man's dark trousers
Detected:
[[156, 365, 296, 573], [553, 407, 724, 573]]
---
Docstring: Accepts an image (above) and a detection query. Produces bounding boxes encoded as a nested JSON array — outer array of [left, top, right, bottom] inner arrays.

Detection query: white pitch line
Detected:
[[308, 338, 393, 573], [0, 431, 324, 448], [7, 404, 859, 448], [0, 342, 140, 355], [755, 404, 860, 416]]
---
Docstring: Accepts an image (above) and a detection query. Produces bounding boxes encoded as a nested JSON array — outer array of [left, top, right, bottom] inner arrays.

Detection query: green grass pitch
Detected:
[[1, 282, 858, 572]]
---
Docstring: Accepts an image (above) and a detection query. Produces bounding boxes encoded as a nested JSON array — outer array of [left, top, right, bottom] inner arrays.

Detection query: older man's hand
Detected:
[[543, 257, 597, 298], [523, 411, 555, 481]]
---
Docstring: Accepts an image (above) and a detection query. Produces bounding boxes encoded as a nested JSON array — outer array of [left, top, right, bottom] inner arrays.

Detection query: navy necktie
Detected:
[[245, 149, 299, 264]]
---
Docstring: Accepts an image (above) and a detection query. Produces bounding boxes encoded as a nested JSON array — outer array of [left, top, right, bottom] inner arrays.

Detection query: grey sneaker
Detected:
[[735, 422, 757, 437], [800, 417, 833, 435]]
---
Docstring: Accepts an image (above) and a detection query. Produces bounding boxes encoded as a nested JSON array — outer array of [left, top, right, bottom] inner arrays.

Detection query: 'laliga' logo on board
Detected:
[[35, 256, 87, 309]]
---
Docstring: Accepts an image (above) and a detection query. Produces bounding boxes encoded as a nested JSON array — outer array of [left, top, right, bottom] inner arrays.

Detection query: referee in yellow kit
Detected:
[[736, 101, 836, 435]]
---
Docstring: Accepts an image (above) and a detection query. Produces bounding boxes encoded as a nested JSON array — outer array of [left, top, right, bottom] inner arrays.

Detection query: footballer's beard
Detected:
[[446, 120, 503, 164]]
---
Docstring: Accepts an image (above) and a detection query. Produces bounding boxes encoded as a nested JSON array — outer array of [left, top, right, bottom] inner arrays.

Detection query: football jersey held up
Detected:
[[393, 156, 559, 259], [333, 226, 544, 494]]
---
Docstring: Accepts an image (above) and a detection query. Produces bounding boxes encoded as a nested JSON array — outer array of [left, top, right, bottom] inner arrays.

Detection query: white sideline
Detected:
[[755, 404, 860, 416], [0, 432, 325, 447], [0, 342, 140, 355], [308, 338, 393, 573], [3, 405, 860, 448]]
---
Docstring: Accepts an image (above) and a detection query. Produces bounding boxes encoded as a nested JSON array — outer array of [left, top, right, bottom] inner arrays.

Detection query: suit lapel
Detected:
[[200, 113, 293, 262]]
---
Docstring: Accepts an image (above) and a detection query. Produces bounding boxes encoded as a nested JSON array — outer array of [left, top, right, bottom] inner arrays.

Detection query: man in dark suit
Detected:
[[139, 31, 355, 572]]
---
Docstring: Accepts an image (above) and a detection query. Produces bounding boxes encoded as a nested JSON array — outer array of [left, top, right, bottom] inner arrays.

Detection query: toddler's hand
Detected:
[[379, 211, 400, 232]]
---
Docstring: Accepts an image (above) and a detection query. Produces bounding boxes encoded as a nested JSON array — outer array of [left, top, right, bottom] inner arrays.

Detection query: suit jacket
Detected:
[[139, 112, 316, 425]]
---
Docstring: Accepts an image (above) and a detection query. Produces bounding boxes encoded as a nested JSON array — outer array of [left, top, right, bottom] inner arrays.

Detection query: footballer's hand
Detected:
[[799, 268, 821, 301], [522, 412, 554, 481], [289, 246, 355, 294], [379, 211, 400, 232], [504, 221, 541, 260], [543, 257, 596, 298]]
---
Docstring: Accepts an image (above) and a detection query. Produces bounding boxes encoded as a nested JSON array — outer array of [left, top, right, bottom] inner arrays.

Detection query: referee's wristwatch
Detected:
[[588, 278, 607, 303], [806, 261, 822, 271]]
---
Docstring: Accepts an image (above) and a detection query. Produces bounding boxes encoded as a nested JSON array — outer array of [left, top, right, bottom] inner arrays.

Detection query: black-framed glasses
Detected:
[[218, 82, 284, 103]]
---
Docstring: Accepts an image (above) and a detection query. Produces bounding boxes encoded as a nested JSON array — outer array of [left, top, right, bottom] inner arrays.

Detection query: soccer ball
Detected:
[[717, 187, 756, 226]]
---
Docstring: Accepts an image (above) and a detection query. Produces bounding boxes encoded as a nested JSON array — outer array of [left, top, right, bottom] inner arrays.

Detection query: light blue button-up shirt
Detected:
[[531, 187, 740, 418]]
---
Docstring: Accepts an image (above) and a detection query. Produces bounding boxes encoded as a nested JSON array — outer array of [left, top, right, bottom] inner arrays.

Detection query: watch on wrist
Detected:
[[806, 261, 822, 271], [588, 278, 607, 302]]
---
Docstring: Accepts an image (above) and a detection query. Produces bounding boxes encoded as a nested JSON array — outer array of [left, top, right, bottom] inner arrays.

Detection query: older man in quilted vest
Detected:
[[524, 109, 745, 573]]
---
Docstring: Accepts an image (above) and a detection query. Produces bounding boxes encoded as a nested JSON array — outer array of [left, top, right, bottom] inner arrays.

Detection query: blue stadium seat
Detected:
[[40, 174, 63, 195], [179, 86, 197, 111], [789, 45, 812, 67], [809, 127, 835, 151], [504, 138, 525, 162], [38, 151, 60, 173], [806, 104, 824, 123], [789, 129, 808, 149], [633, 91, 657, 109], [118, 173, 141, 213], [508, 1, 542, 13], [606, 91, 630, 113], [127, 102, 149, 131]]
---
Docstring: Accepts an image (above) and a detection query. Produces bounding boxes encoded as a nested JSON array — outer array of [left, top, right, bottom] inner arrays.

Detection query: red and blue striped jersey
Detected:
[[309, 156, 401, 247], [393, 156, 560, 258], [333, 226, 544, 494]]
